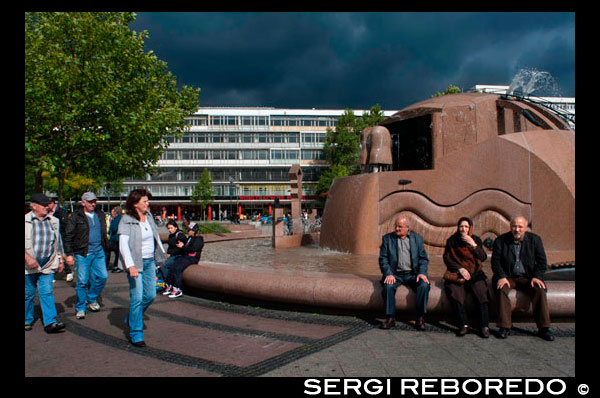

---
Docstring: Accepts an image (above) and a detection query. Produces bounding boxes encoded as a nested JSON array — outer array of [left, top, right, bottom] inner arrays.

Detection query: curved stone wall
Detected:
[[320, 94, 574, 264]]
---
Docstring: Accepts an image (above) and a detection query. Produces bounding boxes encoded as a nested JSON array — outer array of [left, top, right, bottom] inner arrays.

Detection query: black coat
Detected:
[[64, 207, 108, 256], [51, 206, 68, 238], [491, 231, 547, 283], [167, 230, 187, 256]]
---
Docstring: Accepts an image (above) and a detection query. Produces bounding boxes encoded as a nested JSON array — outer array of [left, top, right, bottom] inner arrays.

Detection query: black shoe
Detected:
[[25, 323, 32, 331], [415, 316, 426, 331], [44, 322, 66, 334], [498, 327, 510, 339], [130, 340, 146, 348], [111, 268, 124, 273], [380, 316, 396, 329], [538, 328, 555, 341]]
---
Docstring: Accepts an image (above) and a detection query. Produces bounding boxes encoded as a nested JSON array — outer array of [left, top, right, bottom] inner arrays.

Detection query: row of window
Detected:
[[159, 149, 326, 162], [131, 167, 324, 183], [123, 183, 316, 198], [166, 131, 326, 145], [185, 115, 339, 128]]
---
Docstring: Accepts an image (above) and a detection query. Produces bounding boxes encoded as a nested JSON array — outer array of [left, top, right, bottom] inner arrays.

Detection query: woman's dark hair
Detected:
[[124, 188, 153, 221], [457, 216, 474, 235], [166, 219, 179, 229]]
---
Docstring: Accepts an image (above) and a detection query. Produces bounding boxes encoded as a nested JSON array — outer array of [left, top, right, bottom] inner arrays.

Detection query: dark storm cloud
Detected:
[[129, 12, 574, 110]]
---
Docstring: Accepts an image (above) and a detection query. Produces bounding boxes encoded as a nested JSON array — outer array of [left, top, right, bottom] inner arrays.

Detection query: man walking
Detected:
[[379, 216, 431, 330], [25, 193, 66, 333], [64, 192, 109, 320]]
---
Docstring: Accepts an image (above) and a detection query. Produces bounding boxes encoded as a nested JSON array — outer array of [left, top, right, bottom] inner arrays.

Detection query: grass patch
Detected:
[[197, 222, 231, 234]]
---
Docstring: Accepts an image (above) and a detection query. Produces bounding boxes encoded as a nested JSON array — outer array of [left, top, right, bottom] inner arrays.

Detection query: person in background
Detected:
[[107, 206, 123, 273], [48, 198, 74, 282], [64, 192, 108, 320], [118, 189, 166, 347], [443, 217, 490, 338], [162, 224, 203, 298], [25, 193, 66, 333], [161, 219, 186, 280]]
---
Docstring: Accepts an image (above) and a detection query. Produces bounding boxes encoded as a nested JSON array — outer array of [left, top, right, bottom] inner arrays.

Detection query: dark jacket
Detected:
[[178, 235, 204, 261], [379, 231, 429, 280], [167, 229, 187, 256], [51, 206, 69, 238], [491, 231, 547, 283], [108, 214, 122, 244], [443, 233, 487, 275], [64, 207, 108, 256]]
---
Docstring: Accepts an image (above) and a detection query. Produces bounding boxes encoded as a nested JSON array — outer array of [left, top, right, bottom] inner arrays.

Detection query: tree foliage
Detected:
[[431, 84, 461, 97], [316, 105, 386, 204], [190, 169, 214, 219], [25, 12, 200, 204]]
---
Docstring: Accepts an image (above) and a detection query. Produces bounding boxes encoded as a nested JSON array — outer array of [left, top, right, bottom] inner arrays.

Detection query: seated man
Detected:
[[491, 216, 554, 341], [379, 216, 430, 330]]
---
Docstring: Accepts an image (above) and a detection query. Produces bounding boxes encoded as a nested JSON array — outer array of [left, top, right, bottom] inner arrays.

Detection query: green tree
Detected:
[[316, 105, 386, 203], [431, 84, 461, 97], [25, 12, 200, 204], [190, 169, 214, 220]]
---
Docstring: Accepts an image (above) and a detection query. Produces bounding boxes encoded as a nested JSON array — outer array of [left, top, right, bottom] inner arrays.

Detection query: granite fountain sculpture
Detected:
[[184, 85, 574, 319], [320, 92, 574, 268]]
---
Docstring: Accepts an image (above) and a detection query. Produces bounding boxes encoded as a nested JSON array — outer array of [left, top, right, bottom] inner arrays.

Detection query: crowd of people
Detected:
[[26, 190, 556, 347], [25, 189, 199, 347]]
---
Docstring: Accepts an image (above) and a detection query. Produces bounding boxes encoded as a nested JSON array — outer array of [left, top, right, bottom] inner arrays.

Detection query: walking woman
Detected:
[[118, 189, 166, 347], [443, 217, 490, 338]]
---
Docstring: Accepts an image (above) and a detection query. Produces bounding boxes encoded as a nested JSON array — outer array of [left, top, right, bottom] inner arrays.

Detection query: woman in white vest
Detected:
[[118, 189, 166, 347]]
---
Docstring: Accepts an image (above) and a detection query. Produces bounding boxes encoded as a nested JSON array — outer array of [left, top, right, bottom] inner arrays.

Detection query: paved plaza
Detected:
[[25, 270, 575, 378]]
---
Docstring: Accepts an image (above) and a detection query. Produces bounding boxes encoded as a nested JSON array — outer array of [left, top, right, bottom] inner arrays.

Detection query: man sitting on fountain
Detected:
[[491, 216, 554, 341], [379, 216, 431, 330]]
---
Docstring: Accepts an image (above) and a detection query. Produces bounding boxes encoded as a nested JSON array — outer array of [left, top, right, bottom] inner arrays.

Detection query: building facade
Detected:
[[120, 107, 397, 220]]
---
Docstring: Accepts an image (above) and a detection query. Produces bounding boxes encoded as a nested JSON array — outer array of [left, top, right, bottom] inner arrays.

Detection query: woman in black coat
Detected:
[[162, 224, 204, 298], [443, 217, 490, 338], [160, 220, 186, 280]]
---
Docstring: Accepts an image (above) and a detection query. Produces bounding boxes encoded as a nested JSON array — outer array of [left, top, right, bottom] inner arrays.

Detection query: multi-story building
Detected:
[[120, 107, 397, 220]]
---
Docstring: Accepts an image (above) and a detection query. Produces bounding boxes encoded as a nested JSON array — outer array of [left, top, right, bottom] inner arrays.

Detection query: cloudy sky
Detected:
[[129, 12, 574, 111]]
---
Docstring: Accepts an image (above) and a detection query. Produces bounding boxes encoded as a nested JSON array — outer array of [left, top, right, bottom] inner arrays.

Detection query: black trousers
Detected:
[[165, 256, 197, 289], [381, 272, 430, 317]]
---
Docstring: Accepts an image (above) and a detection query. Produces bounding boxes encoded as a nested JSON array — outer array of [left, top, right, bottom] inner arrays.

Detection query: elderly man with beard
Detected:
[[491, 216, 554, 341]]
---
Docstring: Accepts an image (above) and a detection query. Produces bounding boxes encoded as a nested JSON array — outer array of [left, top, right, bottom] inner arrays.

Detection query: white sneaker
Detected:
[[88, 302, 101, 312], [168, 288, 182, 298], [76, 311, 86, 319], [162, 285, 173, 295], [66, 273, 74, 282]]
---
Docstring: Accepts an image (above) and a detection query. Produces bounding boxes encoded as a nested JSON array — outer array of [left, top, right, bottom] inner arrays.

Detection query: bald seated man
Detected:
[[379, 216, 430, 330], [491, 216, 554, 341]]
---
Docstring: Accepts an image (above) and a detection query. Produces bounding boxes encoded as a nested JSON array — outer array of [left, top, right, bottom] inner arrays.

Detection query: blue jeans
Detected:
[[381, 272, 430, 317], [160, 255, 181, 280], [126, 258, 157, 343], [75, 250, 108, 312], [25, 261, 58, 326]]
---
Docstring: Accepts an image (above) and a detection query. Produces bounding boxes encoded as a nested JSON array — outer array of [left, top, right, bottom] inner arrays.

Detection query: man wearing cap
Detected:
[[64, 192, 109, 319], [25, 193, 66, 333]]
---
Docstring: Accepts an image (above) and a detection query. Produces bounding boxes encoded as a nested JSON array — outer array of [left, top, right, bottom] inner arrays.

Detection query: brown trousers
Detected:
[[496, 277, 551, 329]]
